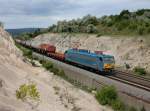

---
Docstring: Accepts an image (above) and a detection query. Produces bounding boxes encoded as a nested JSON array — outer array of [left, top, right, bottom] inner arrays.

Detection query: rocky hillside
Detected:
[[31, 33, 150, 73], [0, 27, 112, 111]]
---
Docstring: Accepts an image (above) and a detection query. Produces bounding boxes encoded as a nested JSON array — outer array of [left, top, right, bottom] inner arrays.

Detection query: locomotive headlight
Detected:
[[104, 64, 114, 69], [104, 64, 110, 68]]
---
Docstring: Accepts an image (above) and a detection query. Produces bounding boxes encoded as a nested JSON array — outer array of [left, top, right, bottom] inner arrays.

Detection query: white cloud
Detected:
[[0, 0, 149, 28]]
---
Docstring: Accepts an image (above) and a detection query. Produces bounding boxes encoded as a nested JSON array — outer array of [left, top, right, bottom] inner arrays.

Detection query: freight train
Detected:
[[16, 40, 115, 73]]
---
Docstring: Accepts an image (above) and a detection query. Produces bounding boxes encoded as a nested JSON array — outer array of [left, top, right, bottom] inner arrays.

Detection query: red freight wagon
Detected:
[[39, 44, 56, 53], [48, 52, 65, 61]]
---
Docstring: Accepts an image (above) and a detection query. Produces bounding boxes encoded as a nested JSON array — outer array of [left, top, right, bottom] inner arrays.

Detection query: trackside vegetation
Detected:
[[39, 59, 93, 92], [96, 86, 118, 105], [96, 86, 146, 111], [15, 43, 33, 59], [96, 86, 125, 111], [134, 66, 147, 76], [40, 60, 66, 77]]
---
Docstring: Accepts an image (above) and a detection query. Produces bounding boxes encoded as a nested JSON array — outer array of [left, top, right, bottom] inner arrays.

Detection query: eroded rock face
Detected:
[[0, 27, 112, 111], [31, 33, 150, 72], [0, 106, 15, 111], [0, 27, 22, 65]]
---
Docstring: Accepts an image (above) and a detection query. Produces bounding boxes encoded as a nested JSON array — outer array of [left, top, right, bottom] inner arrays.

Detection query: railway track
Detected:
[[18, 42, 150, 92], [35, 49, 150, 92], [107, 70, 150, 92]]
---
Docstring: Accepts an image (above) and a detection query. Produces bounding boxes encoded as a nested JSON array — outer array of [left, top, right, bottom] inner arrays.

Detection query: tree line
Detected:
[[48, 9, 150, 35]]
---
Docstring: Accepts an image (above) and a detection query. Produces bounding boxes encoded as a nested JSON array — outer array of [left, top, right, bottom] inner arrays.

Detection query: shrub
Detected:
[[96, 33, 102, 37], [33, 56, 38, 60], [134, 66, 146, 75], [129, 106, 137, 111], [117, 22, 128, 31], [86, 24, 97, 33], [95, 86, 117, 105], [125, 63, 130, 69], [58, 69, 66, 77], [138, 26, 145, 35], [26, 51, 33, 59], [42, 61, 53, 70], [120, 10, 130, 17], [41, 60, 66, 77], [16, 83, 40, 101], [16, 84, 28, 100], [128, 24, 137, 30], [39, 59, 44, 64], [28, 84, 40, 100], [16, 44, 33, 59], [146, 27, 150, 33], [136, 9, 145, 16], [51, 66, 59, 75], [111, 99, 125, 111], [107, 21, 113, 27], [140, 106, 146, 111]]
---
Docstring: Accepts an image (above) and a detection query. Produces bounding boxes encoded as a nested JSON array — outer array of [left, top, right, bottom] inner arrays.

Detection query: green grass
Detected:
[[15, 43, 33, 59], [128, 107, 137, 111], [111, 99, 125, 111], [95, 86, 125, 111], [16, 83, 40, 101], [40, 60, 66, 78], [95, 86, 117, 105], [134, 66, 147, 76]]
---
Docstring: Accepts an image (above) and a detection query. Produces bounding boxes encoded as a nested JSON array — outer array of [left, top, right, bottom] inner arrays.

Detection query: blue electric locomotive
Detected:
[[65, 49, 115, 72]]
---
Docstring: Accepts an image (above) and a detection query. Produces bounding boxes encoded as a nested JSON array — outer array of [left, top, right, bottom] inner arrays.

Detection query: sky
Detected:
[[0, 0, 150, 29]]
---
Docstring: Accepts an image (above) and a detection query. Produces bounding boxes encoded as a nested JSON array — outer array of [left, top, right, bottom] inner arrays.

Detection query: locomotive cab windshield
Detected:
[[102, 56, 115, 71], [103, 57, 115, 63]]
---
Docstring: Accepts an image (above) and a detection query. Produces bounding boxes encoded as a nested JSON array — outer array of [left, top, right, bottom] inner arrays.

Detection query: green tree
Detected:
[[86, 24, 97, 33], [82, 15, 98, 26], [120, 10, 130, 19], [47, 9, 150, 35], [136, 9, 150, 16]]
